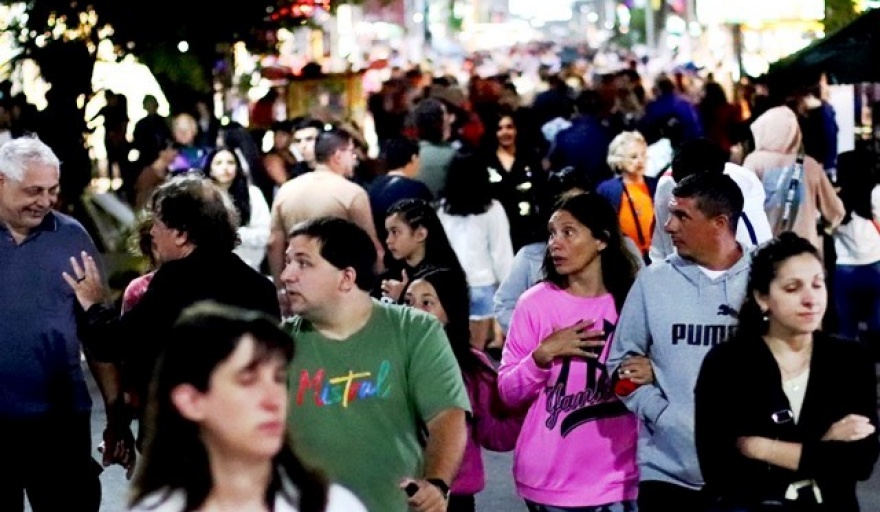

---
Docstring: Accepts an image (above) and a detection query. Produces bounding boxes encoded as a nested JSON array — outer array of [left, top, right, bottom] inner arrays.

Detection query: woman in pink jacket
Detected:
[[499, 192, 641, 511], [404, 266, 525, 512]]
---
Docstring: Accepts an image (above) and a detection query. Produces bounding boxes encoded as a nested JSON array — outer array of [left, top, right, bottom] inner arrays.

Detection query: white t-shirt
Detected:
[[233, 185, 271, 270], [437, 200, 515, 287], [834, 185, 880, 266], [128, 483, 367, 512]]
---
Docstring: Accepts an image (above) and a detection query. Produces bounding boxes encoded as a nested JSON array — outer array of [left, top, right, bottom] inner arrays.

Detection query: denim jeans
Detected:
[[834, 261, 880, 339]]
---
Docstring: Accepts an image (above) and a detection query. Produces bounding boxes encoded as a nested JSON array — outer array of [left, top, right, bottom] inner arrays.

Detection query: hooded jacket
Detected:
[[607, 249, 752, 490], [742, 106, 844, 250]]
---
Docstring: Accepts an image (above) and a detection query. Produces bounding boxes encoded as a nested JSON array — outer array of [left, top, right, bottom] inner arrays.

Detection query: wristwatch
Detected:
[[425, 478, 450, 500]]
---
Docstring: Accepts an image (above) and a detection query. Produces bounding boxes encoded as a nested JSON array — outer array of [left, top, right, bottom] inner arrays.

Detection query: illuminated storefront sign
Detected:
[[696, 0, 823, 23]]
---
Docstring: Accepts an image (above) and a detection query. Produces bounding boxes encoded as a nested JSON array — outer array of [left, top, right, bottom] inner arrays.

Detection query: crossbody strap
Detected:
[[620, 178, 647, 247], [778, 156, 805, 233]]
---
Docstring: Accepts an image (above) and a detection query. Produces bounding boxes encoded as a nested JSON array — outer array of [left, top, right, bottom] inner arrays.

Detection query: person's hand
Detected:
[[381, 269, 409, 302], [399, 479, 447, 512], [62, 251, 105, 311], [617, 355, 654, 385], [532, 319, 605, 368], [822, 414, 876, 442], [102, 400, 137, 479]]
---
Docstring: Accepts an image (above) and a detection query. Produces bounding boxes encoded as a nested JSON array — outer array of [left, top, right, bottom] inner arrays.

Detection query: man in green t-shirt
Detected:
[[279, 216, 470, 512]]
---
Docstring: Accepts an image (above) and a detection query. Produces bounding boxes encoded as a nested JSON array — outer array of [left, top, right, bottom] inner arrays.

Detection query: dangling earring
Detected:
[[761, 310, 769, 324]]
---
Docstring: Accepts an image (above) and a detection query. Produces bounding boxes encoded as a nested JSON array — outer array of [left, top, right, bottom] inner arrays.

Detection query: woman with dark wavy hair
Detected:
[[498, 192, 641, 511], [696, 233, 880, 512], [129, 301, 366, 512], [203, 147, 271, 270]]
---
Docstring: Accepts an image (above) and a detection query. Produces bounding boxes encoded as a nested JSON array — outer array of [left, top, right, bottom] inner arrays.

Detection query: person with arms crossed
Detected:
[[695, 233, 879, 511]]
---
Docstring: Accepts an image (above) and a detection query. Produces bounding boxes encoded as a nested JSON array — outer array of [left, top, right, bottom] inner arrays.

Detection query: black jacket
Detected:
[[695, 332, 879, 511], [81, 250, 280, 408]]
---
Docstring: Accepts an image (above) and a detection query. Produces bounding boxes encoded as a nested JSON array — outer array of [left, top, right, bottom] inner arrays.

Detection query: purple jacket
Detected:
[[452, 350, 525, 495]]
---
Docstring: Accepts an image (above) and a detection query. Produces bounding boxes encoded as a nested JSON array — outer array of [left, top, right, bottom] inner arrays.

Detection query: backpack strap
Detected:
[[776, 156, 805, 234], [741, 212, 757, 245]]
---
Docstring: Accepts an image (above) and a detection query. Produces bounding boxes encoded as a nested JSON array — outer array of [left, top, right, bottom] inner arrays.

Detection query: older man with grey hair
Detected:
[[0, 135, 134, 511]]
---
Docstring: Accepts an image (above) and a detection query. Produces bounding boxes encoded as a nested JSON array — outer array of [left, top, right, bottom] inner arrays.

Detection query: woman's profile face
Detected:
[[384, 213, 423, 262], [756, 253, 827, 337], [181, 335, 289, 460]]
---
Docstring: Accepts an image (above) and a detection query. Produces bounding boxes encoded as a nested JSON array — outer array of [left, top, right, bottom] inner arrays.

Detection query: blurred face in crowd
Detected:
[[173, 334, 289, 461], [616, 140, 647, 177], [172, 114, 198, 146], [755, 253, 827, 338], [293, 127, 319, 164], [0, 163, 59, 238], [333, 141, 358, 178], [149, 214, 191, 263], [274, 129, 292, 152], [209, 150, 238, 189], [496, 115, 517, 149], [405, 279, 448, 326]]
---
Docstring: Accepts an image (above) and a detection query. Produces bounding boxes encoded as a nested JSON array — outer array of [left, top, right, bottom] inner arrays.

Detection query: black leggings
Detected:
[[0, 413, 102, 512], [449, 493, 476, 512]]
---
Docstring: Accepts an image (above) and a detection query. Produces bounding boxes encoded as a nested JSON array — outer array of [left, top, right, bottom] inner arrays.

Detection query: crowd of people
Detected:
[[2, 51, 880, 512]]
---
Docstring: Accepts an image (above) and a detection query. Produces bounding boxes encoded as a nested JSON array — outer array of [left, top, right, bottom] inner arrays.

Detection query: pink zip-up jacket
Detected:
[[452, 349, 525, 496], [498, 283, 638, 507]]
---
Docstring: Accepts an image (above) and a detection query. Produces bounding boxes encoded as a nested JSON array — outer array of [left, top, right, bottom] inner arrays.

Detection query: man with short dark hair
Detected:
[[268, 130, 384, 309], [368, 137, 432, 246], [649, 137, 772, 262], [290, 117, 324, 176], [280, 217, 469, 512], [413, 98, 456, 197], [608, 172, 752, 512]]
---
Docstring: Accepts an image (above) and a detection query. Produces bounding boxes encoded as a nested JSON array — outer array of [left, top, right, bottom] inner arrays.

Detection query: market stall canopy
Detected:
[[764, 8, 880, 88]]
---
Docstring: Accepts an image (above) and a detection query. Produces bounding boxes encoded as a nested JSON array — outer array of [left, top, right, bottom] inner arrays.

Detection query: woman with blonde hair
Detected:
[[597, 130, 658, 264]]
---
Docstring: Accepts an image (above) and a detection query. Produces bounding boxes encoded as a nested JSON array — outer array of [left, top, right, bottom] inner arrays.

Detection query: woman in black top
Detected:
[[695, 233, 879, 511], [481, 106, 546, 252]]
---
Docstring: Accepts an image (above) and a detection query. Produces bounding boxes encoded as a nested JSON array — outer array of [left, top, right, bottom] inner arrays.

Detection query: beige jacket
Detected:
[[742, 106, 844, 251]]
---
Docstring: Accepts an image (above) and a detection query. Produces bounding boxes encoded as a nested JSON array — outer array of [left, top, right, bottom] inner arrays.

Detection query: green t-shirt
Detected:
[[284, 300, 470, 512]]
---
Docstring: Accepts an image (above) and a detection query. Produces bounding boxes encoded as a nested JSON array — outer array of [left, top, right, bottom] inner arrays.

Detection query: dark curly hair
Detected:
[[150, 174, 240, 254]]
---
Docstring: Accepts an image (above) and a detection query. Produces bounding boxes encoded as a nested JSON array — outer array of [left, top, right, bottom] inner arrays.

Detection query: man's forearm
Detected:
[[84, 355, 124, 408], [423, 408, 467, 484]]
